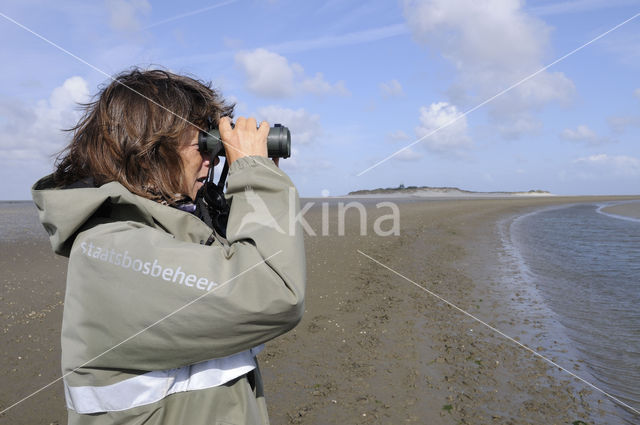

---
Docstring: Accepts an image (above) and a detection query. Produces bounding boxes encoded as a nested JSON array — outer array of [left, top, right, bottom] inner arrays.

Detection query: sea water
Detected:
[[0, 201, 45, 243], [504, 202, 640, 423]]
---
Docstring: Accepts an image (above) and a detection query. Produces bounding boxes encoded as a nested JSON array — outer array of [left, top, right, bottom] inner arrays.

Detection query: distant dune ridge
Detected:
[[347, 185, 552, 197]]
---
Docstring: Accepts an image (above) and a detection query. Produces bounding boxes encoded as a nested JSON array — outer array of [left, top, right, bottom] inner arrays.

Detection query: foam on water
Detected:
[[596, 201, 640, 224]]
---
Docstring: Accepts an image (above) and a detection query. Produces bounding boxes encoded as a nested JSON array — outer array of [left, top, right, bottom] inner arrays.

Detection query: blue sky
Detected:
[[1, 0, 639, 199]]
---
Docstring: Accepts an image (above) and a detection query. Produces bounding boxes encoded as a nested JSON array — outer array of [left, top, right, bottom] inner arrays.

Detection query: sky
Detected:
[[1, 0, 639, 199]]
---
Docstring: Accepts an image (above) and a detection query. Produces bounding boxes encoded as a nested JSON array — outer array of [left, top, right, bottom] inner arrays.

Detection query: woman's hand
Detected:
[[219, 116, 268, 164]]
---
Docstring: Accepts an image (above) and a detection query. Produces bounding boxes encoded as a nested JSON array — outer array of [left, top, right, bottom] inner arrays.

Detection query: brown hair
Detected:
[[54, 68, 234, 203]]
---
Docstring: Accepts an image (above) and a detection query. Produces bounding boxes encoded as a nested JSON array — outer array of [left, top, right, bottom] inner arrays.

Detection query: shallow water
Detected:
[[0, 201, 46, 243], [506, 203, 640, 423]]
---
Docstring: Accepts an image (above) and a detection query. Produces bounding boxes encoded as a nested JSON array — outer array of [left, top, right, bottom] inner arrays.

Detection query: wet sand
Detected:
[[601, 201, 640, 220], [262, 195, 640, 425], [1, 195, 639, 424]]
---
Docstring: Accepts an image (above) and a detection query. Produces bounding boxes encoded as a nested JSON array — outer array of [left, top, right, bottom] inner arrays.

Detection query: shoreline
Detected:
[[479, 205, 636, 424], [599, 200, 640, 221], [263, 195, 639, 424], [1, 196, 639, 424]]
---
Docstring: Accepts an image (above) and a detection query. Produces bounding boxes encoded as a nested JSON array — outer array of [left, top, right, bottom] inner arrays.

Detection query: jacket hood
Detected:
[[32, 175, 213, 257]]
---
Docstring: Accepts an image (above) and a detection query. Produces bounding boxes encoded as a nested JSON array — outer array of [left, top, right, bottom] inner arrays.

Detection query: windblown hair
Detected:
[[54, 68, 234, 203]]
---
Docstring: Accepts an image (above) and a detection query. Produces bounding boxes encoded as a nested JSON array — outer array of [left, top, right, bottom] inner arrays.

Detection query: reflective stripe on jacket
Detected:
[[65, 345, 264, 414]]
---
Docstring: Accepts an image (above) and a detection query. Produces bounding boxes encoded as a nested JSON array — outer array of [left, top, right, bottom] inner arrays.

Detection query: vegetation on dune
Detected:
[[348, 184, 550, 195]]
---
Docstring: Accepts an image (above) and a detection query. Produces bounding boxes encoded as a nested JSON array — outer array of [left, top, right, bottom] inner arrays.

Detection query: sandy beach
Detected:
[[1, 195, 639, 424]]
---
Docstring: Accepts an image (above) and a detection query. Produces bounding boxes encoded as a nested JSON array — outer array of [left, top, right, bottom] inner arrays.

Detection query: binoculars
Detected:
[[198, 124, 291, 158]]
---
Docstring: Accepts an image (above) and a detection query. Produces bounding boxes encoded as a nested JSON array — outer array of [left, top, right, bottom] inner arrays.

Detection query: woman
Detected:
[[32, 69, 306, 425]]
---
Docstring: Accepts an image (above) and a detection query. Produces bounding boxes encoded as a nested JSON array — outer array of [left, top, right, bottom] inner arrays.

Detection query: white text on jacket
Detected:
[[80, 241, 218, 291]]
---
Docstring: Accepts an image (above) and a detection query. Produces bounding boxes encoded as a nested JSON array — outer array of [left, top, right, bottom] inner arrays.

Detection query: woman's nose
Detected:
[[201, 153, 220, 167]]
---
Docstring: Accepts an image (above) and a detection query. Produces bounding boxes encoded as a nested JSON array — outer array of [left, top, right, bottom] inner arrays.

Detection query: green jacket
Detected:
[[32, 156, 306, 425]]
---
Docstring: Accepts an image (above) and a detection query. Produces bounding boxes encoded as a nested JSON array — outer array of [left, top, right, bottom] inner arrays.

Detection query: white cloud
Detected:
[[235, 49, 297, 98], [394, 147, 423, 161], [0, 76, 90, 162], [561, 125, 597, 141], [275, 147, 331, 172], [106, 0, 151, 33], [601, 31, 640, 67], [223, 36, 243, 50], [300, 73, 349, 96], [145, 1, 238, 29], [235, 48, 349, 98], [271, 146, 303, 171], [497, 116, 542, 140], [415, 102, 472, 154], [402, 0, 575, 139], [528, 0, 639, 16], [607, 115, 640, 134], [387, 130, 410, 142], [573, 154, 640, 177], [257, 106, 322, 144], [380, 79, 404, 98], [560, 124, 610, 146], [264, 24, 408, 54], [634, 88, 640, 100]]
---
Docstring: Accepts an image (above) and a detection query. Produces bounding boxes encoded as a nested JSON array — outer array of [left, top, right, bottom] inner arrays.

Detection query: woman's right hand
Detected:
[[219, 116, 269, 164]]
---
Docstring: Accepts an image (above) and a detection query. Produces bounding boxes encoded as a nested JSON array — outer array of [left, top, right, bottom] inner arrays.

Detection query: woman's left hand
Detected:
[[219, 116, 268, 164]]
